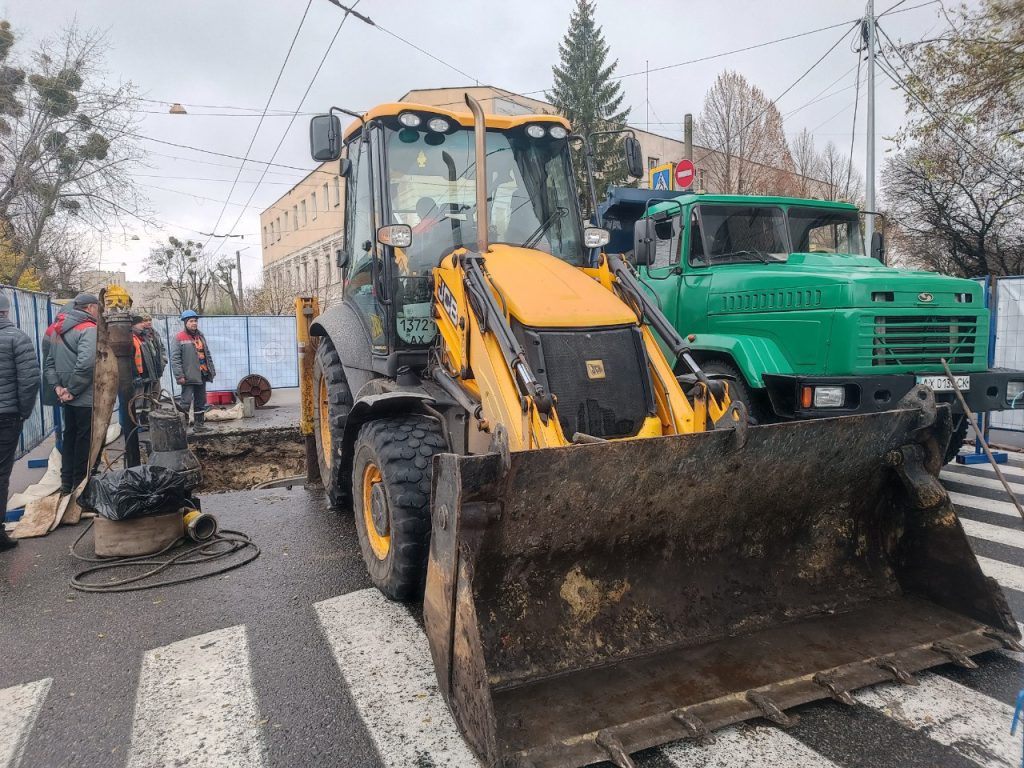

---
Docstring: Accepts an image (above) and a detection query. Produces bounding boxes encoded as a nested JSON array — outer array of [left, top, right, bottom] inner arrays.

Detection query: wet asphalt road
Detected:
[[0, 487, 382, 768]]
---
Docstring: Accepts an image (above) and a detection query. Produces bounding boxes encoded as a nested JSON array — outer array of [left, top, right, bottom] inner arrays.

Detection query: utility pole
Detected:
[[235, 250, 244, 307], [865, 0, 876, 246], [684, 114, 693, 163]]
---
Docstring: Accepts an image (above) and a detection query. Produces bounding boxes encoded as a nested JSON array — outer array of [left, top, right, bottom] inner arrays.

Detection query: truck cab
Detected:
[[601, 187, 1024, 455]]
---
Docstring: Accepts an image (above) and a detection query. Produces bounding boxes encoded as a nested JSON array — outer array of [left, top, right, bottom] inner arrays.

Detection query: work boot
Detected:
[[192, 413, 207, 433], [0, 527, 18, 551]]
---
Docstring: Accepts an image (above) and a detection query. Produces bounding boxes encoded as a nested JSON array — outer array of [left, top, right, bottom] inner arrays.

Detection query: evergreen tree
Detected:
[[546, 0, 630, 213]]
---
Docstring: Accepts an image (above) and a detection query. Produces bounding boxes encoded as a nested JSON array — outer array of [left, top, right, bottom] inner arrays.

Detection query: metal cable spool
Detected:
[[237, 374, 272, 407]]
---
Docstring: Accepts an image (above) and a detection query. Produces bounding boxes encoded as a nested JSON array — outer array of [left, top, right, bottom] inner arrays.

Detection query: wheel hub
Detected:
[[370, 483, 389, 537]]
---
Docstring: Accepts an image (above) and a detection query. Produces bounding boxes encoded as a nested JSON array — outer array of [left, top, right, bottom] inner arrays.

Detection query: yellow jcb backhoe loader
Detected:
[[305, 95, 1018, 768]]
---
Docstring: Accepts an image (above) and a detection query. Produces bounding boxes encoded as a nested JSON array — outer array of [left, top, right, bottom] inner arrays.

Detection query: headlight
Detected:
[[549, 125, 568, 139], [583, 227, 610, 248], [1008, 380, 1024, 406], [812, 386, 845, 408], [525, 124, 546, 139], [398, 112, 422, 128], [427, 117, 449, 133]]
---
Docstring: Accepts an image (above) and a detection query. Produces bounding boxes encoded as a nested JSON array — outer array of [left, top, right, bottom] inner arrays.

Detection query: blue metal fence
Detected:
[[153, 314, 298, 397], [2, 285, 59, 460]]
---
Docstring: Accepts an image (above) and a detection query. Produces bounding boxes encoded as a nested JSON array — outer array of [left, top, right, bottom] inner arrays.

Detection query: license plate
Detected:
[[916, 375, 970, 392]]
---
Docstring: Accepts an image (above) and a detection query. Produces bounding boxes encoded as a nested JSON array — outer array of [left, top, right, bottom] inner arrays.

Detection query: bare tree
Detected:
[[790, 128, 822, 198], [145, 236, 216, 314], [210, 257, 242, 314], [0, 21, 144, 285], [38, 222, 90, 295], [883, 129, 1024, 276], [814, 141, 864, 204], [247, 278, 292, 316], [695, 71, 794, 195]]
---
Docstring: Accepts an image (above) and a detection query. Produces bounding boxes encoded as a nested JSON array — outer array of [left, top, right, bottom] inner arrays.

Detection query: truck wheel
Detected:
[[945, 415, 969, 464], [700, 361, 772, 425], [313, 338, 353, 508], [351, 415, 447, 601]]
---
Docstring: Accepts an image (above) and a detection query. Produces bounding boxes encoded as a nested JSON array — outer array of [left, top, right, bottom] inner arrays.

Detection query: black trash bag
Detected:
[[81, 465, 190, 521]]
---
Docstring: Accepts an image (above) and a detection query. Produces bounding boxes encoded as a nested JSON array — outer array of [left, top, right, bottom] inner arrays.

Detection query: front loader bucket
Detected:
[[423, 396, 1019, 768]]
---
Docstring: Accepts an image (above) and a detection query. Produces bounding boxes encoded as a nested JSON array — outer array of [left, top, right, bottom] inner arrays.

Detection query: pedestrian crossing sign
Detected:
[[650, 163, 673, 191]]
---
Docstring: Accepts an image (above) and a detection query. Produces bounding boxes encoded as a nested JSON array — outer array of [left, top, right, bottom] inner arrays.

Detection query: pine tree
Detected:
[[546, 0, 630, 213]]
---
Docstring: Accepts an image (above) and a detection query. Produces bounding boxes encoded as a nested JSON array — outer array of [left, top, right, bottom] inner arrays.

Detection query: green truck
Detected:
[[599, 187, 1024, 459]]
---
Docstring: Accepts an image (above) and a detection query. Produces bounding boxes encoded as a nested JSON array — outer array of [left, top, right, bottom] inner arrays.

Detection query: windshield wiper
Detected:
[[522, 207, 568, 249], [717, 249, 775, 264]]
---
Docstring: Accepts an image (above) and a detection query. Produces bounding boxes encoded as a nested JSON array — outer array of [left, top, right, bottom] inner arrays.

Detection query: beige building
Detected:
[[260, 85, 815, 302]]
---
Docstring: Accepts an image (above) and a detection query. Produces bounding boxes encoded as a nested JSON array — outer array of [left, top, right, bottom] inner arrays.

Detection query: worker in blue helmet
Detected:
[[171, 310, 216, 431]]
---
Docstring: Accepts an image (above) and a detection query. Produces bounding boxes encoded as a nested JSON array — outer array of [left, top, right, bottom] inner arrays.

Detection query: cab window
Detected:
[[651, 216, 680, 269], [344, 138, 386, 349]]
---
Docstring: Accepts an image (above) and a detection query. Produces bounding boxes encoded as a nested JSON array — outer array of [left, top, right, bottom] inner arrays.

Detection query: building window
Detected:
[[293, 204, 299, 229], [263, 225, 268, 248], [275, 217, 281, 241], [333, 176, 341, 207], [311, 192, 318, 220], [301, 200, 307, 225], [697, 168, 706, 191], [323, 182, 329, 212], [283, 211, 289, 232], [269, 221, 275, 242], [648, 157, 660, 169]]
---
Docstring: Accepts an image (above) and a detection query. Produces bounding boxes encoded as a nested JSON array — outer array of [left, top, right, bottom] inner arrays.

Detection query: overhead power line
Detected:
[[200, 0, 315, 254]]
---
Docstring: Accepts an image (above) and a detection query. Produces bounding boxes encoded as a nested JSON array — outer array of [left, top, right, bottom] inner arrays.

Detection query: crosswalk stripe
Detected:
[[856, 674, 1018, 768], [661, 723, 839, 768], [961, 517, 1024, 549], [946, 460, 1024, 480], [948, 491, 1020, 519], [126, 626, 267, 768], [977, 555, 1024, 593], [0, 679, 51, 768], [314, 589, 479, 768], [942, 469, 1024, 496]]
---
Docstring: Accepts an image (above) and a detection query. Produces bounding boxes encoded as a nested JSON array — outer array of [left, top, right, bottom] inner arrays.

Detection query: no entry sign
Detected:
[[675, 159, 696, 189]]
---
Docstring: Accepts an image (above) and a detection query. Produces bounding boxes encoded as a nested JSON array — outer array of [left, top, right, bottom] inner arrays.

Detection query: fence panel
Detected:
[[2, 285, 57, 460], [989, 276, 1024, 431], [155, 315, 298, 397]]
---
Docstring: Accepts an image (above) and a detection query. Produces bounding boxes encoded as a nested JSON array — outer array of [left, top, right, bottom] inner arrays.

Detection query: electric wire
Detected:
[[845, 29, 864, 198], [210, 1, 361, 259], [201, 0, 315, 254]]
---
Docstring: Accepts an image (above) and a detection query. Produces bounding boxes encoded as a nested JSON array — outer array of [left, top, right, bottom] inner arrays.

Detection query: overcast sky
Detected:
[[2, 0, 960, 285]]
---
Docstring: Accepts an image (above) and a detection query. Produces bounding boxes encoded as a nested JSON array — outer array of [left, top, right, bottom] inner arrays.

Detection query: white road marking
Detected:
[[961, 517, 1024, 549], [949, 491, 1020, 519], [857, 674, 1018, 768], [126, 626, 267, 768], [661, 723, 839, 767], [977, 555, 1024, 593], [942, 469, 1024, 496], [946, 460, 1024, 480], [0, 679, 51, 768], [314, 588, 479, 768]]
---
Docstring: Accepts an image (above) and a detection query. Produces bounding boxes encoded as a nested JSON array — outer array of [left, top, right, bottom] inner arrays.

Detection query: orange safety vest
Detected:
[[132, 334, 145, 375]]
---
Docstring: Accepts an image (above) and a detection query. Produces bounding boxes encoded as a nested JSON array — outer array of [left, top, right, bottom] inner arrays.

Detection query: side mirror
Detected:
[[339, 158, 353, 178], [623, 136, 644, 179], [871, 230, 885, 264], [377, 224, 412, 248], [310, 114, 342, 162], [632, 218, 657, 266], [336, 248, 349, 270]]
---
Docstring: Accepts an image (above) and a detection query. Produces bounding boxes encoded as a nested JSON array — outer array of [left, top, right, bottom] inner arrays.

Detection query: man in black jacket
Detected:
[[0, 291, 41, 551]]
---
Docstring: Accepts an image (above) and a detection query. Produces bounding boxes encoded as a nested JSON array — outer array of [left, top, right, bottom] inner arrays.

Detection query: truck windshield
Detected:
[[383, 124, 585, 272], [694, 205, 789, 265], [788, 207, 864, 255]]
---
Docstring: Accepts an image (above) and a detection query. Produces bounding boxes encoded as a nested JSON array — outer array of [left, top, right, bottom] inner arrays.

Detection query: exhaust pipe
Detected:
[[464, 93, 489, 254]]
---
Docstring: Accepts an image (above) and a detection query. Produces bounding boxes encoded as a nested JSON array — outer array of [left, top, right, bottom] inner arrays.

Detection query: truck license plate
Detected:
[[916, 375, 970, 392]]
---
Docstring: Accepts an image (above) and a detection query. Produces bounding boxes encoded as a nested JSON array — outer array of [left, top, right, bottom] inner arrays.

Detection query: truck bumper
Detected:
[[762, 369, 1024, 419]]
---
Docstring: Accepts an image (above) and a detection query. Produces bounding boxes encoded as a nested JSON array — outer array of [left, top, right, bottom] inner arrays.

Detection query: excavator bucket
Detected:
[[423, 393, 1019, 768]]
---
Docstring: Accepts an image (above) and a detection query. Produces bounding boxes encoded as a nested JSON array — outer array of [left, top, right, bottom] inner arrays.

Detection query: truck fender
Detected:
[[337, 387, 440, 492], [688, 334, 793, 389], [310, 302, 376, 394]]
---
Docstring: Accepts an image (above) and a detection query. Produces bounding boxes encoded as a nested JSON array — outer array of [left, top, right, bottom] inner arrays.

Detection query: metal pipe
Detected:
[[865, 1, 876, 245], [464, 93, 489, 254]]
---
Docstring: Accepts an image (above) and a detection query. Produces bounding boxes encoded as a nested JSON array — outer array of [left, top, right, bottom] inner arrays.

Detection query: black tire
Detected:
[[699, 360, 773, 424], [313, 338, 353, 509], [351, 415, 447, 601], [945, 414, 969, 464]]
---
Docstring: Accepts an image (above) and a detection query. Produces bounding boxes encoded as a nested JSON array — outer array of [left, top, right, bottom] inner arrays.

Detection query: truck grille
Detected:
[[864, 315, 979, 368], [519, 325, 656, 440]]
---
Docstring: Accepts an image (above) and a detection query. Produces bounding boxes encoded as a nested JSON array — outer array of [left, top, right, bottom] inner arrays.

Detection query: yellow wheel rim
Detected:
[[361, 463, 390, 560], [319, 377, 332, 467]]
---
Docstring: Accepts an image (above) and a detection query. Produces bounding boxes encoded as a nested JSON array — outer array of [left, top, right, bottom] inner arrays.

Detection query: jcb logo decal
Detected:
[[437, 279, 459, 326], [586, 360, 606, 379]]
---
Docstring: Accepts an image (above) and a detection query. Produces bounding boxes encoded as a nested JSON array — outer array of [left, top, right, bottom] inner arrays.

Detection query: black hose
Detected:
[[69, 520, 260, 593]]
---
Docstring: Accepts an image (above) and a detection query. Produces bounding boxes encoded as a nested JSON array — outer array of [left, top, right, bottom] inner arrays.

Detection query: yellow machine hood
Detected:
[[481, 245, 637, 328]]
